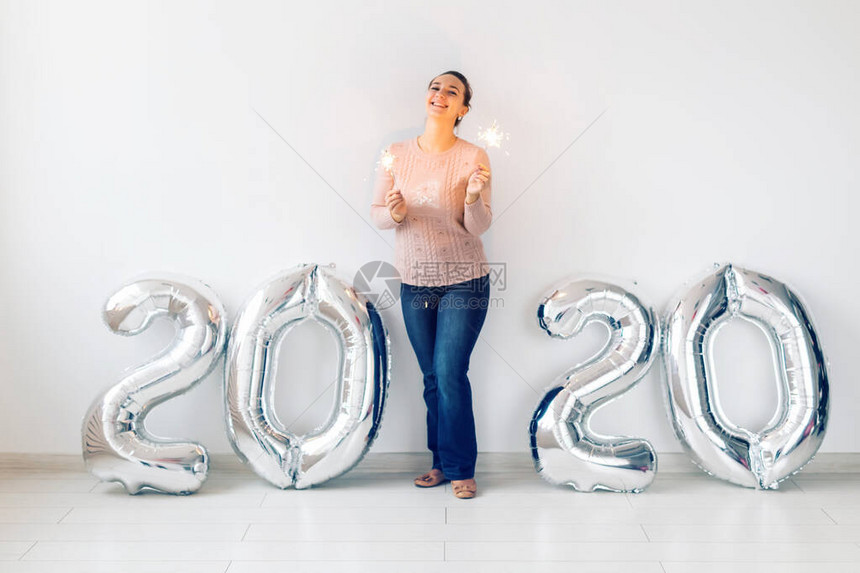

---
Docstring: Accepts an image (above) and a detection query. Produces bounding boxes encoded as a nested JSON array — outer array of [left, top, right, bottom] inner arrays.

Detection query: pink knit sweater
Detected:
[[370, 136, 493, 287]]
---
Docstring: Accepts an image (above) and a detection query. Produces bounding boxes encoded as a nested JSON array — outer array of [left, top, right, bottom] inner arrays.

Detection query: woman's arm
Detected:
[[464, 148, 493, 235], [369, 149, 405, 230]]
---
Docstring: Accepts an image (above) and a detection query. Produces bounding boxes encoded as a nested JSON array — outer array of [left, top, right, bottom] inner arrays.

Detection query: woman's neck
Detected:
[[419, 120, 457, 153]]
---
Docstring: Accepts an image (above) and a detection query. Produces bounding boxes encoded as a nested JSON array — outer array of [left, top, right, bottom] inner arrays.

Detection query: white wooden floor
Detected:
[[1, 453, 859, 572]]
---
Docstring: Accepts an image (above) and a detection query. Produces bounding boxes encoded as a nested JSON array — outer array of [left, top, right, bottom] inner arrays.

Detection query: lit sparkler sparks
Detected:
[[477, 120, 510, 151], [376, 147, 398, 187], [378, 148, 396, 173]]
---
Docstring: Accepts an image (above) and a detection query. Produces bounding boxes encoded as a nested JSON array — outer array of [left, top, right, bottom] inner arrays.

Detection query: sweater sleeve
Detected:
[[464, 148, 493, 236], [369, 148, 405, 230]]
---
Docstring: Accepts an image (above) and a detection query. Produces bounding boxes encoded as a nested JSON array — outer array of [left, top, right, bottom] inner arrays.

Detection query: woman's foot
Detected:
[[451, 478, 477, 499], [414, 469, 448, 488]]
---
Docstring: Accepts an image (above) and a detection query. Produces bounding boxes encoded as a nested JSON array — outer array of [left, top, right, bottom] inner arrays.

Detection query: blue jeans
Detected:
[[400, 274, 490, 480]]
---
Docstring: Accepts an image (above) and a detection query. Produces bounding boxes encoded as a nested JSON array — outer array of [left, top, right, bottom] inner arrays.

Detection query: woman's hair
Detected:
[[428, 70, 472, 128]]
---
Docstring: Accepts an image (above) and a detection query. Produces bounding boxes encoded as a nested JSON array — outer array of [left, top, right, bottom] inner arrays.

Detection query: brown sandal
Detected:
[[451, 478, 477, 499], [414, 469, 449, 488]]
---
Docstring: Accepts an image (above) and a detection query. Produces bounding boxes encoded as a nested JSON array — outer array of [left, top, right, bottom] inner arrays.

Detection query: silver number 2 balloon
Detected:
[[224, 263, 390, 489], [530, 279, 659, 492], [663, 264, 829, 489], [82, 276, 228, 495]]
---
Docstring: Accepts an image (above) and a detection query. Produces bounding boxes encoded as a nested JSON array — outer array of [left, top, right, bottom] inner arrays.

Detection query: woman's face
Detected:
[[426, 74, 467, 124]]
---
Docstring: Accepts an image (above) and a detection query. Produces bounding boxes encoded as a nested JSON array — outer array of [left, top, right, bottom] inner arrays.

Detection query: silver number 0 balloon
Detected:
[[530, 279, 659, 492], [225, 263, 390, 489], [663, 264, 829, 489], [82, 276, 227, 495]]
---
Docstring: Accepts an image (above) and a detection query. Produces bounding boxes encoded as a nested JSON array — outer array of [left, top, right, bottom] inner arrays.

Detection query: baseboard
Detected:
[[2, 452, 859, 475]]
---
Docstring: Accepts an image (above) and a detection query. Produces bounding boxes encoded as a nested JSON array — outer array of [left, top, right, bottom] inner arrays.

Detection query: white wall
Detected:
[[1, 0, 857, 456]]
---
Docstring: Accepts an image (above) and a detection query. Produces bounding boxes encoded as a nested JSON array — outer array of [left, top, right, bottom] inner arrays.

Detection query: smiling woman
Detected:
[[427, 70, 473, 129], [369, 70, 494, 499]]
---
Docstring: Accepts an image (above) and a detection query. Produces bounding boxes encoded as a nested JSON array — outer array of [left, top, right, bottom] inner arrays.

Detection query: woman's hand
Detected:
[[386, 188, 407, 223], [466, 162, 490, 203]]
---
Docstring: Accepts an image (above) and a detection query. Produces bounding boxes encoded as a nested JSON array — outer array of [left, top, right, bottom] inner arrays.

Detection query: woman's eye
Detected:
[[448, 91, 456, 95]]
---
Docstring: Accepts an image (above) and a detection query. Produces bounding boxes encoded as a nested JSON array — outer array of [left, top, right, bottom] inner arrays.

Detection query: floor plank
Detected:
[[0, 456, 855, 569]]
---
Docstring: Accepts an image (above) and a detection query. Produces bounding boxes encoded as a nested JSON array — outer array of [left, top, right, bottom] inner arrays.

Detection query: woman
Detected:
[[370, 71, 493, 499]]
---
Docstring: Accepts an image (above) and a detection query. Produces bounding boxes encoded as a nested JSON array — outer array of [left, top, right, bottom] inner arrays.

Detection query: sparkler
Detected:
[[476, 119, 510, 154], [377, 147, 398, 188]]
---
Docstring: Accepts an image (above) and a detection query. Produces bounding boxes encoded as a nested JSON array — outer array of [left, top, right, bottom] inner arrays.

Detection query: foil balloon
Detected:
[[530, 278, 659, 493], [225, 263, 390, 489], [662, 264, 829, 489], [82, 275, 227, 495]]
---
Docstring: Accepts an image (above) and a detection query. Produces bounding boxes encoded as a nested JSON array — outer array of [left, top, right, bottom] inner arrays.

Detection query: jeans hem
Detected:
[[443, 473, 475, 481]]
